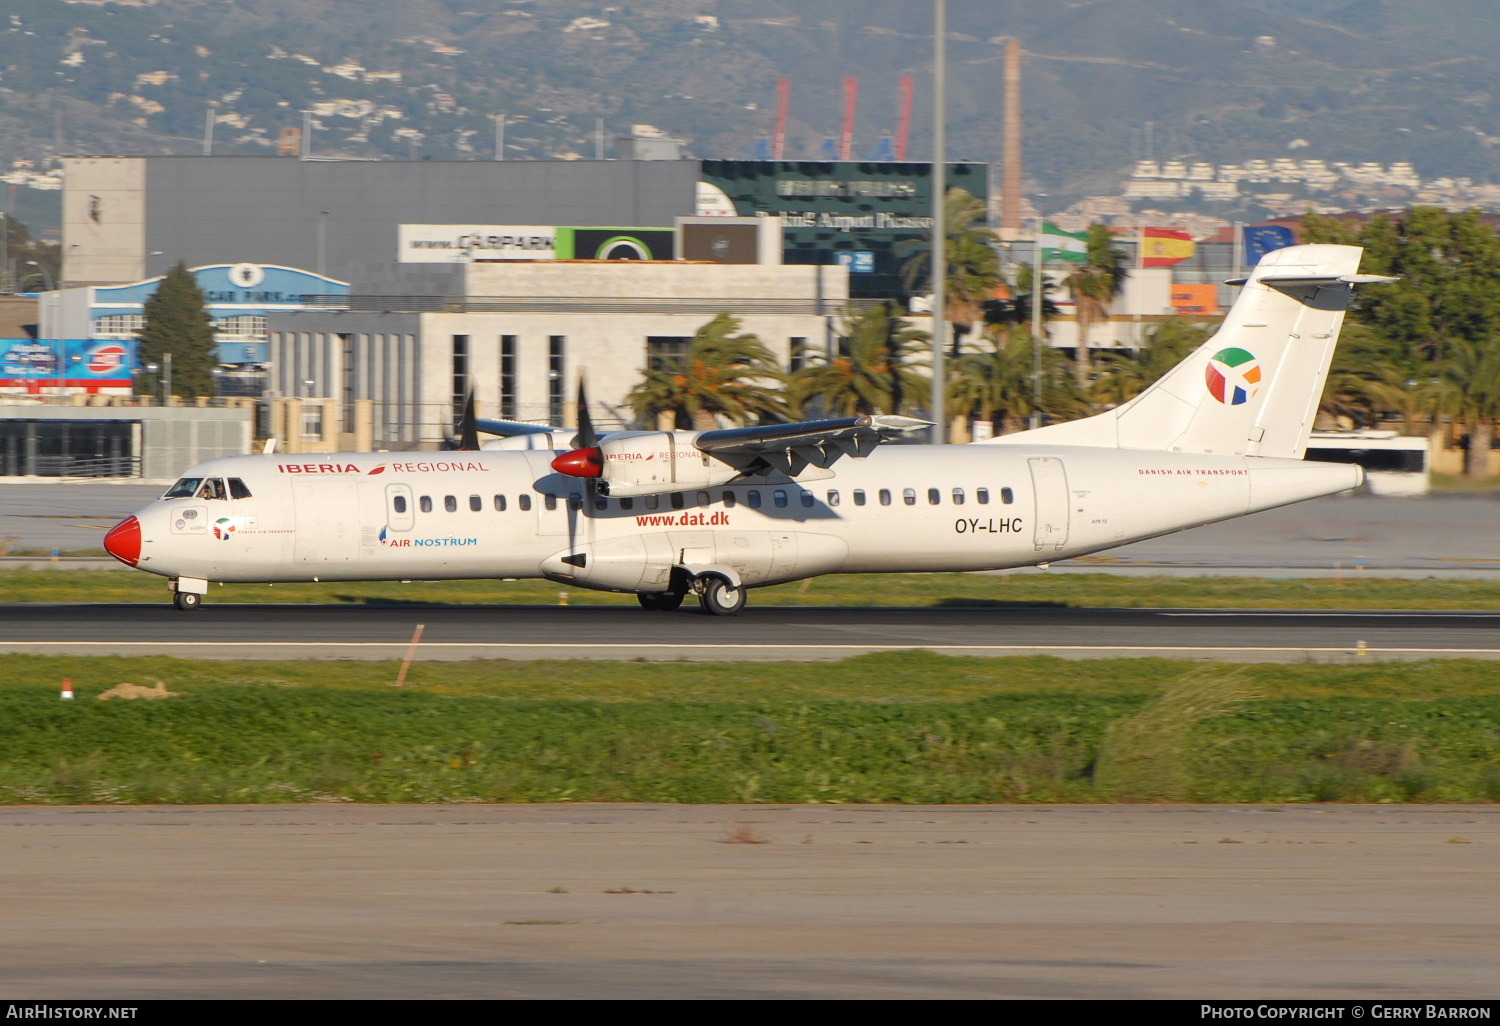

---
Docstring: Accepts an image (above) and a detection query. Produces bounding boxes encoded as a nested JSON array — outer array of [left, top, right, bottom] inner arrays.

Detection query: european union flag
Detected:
[[1244, 224, 1297, 265]]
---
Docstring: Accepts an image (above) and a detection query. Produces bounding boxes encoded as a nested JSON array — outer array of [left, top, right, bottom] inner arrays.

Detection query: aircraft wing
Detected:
[[693, 415, 930, 475]]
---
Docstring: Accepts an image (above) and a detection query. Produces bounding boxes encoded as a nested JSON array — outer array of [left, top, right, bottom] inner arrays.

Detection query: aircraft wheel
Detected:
[[173, 591, 202, 611], [697, 576, 746, 617], [637, 591, 685, 612]]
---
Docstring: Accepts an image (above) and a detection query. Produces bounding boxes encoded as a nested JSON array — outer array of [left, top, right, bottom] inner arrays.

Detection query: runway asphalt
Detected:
[[3, 804, 1496, 1000], [2, 602, 1497, 661]]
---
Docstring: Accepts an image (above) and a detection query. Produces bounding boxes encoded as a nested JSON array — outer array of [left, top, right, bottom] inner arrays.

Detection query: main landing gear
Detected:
[[173, 591, 201, 611], [636, 573, 747, 616]]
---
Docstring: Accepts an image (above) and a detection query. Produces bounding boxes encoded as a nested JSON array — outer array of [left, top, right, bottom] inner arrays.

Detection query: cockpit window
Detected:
[[197, 478, 227, 501], [228, 478, 253, 500], [163, 478, 203, 499]]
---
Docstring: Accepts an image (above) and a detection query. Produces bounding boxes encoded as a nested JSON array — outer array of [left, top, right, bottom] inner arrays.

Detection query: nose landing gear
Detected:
[[170, 577, 209, 611]]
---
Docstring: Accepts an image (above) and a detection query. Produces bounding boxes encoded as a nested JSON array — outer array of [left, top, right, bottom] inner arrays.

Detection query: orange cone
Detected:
[[61, 678, 74, 700]]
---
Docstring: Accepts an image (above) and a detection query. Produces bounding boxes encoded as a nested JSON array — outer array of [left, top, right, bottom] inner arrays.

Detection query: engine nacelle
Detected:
[[591, 432, 741, 497]]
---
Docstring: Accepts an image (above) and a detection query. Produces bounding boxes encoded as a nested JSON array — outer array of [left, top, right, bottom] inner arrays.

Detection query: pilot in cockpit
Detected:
[[197, 478, 225, 501]]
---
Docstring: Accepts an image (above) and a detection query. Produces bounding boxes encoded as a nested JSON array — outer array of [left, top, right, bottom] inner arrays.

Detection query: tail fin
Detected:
[[990, 244, 1392, 458]]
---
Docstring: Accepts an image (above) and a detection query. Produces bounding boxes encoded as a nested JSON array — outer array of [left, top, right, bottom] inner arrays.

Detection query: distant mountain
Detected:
[[3, 0, 1498, 212]]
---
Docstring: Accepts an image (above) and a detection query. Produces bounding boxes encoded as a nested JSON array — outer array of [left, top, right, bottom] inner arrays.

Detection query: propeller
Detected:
[[551, 374, 604, 478]]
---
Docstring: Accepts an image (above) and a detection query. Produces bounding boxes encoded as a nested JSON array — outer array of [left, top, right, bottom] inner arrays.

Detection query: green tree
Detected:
[[136, 262, 217, 399], [1090, 318, 1210, 408], [899, 187, 1001, 353], [626, 313, 787, 430], [1063, 223, 1128, 387], [789, 302, 929, 417]]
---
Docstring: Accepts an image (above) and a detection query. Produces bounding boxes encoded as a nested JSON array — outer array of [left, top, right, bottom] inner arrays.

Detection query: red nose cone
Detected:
[[550, 447, 603, 478], [103, 515, 142, 567]]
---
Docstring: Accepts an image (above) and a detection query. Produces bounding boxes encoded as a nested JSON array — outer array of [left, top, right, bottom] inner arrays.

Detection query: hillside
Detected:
[[3, 0, 1498, 209]]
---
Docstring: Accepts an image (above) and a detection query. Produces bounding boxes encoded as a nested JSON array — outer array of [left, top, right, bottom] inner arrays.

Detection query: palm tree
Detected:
[[1318, 323, 1413, 431], [1090, 318, 1210, 409], [899, 187, 1002, 353], [948, 328, 1089, 437], [1063, 223, 1128, 387], [1418, 334, 1500, 478], [789, 302, 929, 417], [626, 313, 789, 430]]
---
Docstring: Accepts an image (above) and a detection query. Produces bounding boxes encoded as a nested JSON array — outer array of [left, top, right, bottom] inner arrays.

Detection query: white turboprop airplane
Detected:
[[104, 244, 1387, 614]]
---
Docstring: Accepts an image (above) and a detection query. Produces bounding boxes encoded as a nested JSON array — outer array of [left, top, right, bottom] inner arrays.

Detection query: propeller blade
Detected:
[[574, 374, 598, 450], [458, 389, 481, 451]]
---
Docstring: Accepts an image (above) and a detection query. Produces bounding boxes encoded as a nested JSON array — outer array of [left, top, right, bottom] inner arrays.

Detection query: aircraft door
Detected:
[[292, 480, 361, 563], [1028, 457, 1070, 551], [385, 484, 415, 533]]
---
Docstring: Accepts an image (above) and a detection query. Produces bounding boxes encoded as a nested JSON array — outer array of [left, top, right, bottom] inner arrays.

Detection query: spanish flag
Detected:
[[1141, 228, 1195, 267]]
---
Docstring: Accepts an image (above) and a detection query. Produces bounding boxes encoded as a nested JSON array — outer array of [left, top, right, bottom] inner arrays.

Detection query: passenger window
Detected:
[[853, 489, 866, 506], [593, 494, 607, 511], [469, 495, 482, 512], [670, 493, 685, 510], [518, 494, 532, 512], [879, 489, 892, 506], [774, 489, 788, 508], [697, 490, 711, 507], [620, 497, 634, 511], [444, 495, 457, 513], [976, 488, 990, 505], [722, 491, 737, 507], [228, 478, 253, 500], [800, 491, 814, 508], [1001, 487, 1014, 504], [494, 495, 507, 512], [645, 495, 659, 510], [567, 494, 583, 511], [394, 495, 408, 514], [927, 487, 941, 505], [952, 488, 965, 505], [544, 494, 558, 511], [827, 490, 840, 507], [903, 488, 916, 506], [747, 491, 762, 509], [419, 496, 433, 513]]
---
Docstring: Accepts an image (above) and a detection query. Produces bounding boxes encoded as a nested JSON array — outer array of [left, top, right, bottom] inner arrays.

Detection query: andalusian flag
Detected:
[[1039, 222, 1088, 263], [1142, 227, 1195, 267]]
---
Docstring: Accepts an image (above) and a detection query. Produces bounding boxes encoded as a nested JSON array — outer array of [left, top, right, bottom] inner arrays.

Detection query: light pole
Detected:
[[25, 260, 58, 395], [1030, 195, 1047, 430], [929, 0, 947, 445], [144, 361, 160, 405]]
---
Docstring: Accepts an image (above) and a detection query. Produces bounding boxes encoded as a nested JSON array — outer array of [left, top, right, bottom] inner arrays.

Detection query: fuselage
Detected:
[[105, 444, 1362, 592]]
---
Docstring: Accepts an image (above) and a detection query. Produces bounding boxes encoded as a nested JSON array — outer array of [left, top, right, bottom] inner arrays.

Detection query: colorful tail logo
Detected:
[[1205, 348, 1262, 405]]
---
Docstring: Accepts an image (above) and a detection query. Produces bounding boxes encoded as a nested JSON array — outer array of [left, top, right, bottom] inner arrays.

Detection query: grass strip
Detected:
[[2, 653, 1496, 805], [2, 568, 1499, 609]]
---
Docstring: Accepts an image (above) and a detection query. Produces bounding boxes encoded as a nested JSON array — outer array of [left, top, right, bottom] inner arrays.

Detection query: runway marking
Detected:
[[3, 641, 1499, 655], [1167, 611, 1500, 618]]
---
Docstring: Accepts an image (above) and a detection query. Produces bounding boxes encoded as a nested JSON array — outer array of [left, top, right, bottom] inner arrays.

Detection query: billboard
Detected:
[[397, 225, 676, 262], [0, 338, 137, 386], [555, 227, 675, 261], [398, 225, 557, 263], [700, 160, 989, 298], [1170, 284, 1220, 316]]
